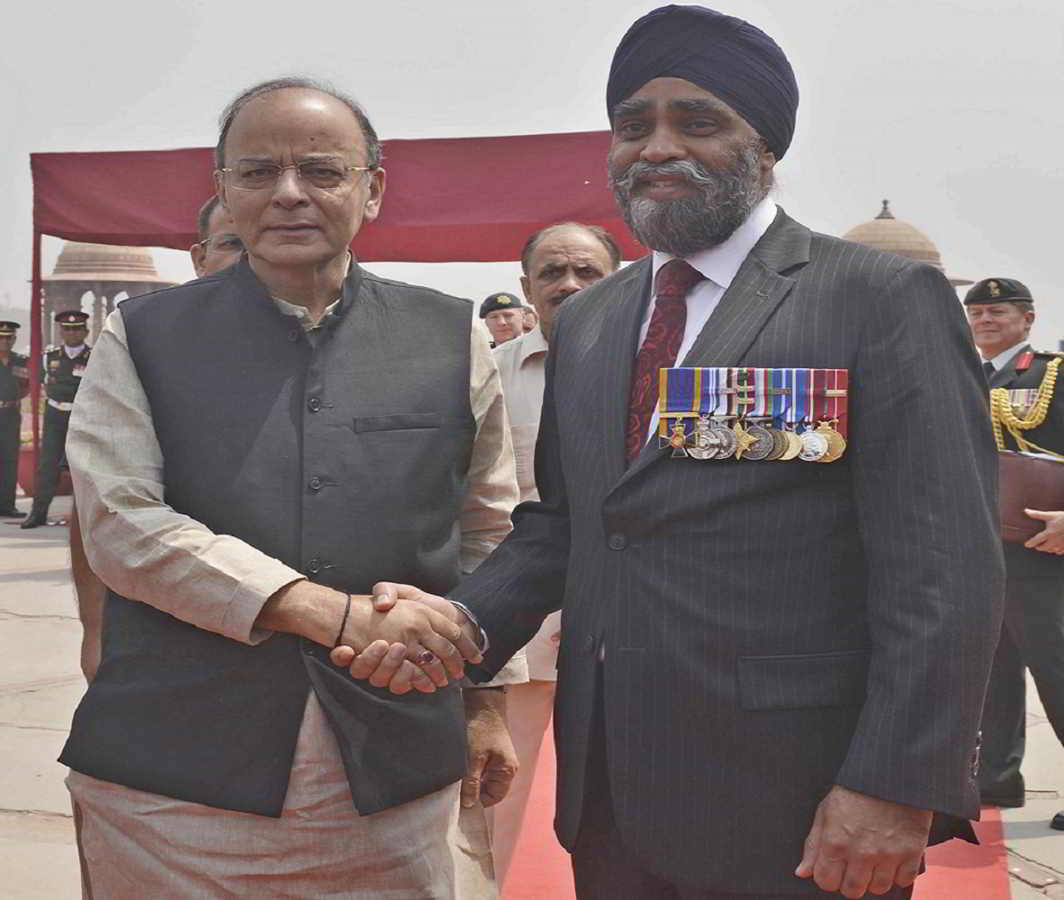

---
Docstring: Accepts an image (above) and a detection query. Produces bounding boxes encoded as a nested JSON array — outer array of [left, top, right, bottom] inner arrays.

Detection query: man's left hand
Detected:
[[462, 688, 517, 808], [1024, 509, 1064, 554], [795, 785, 932, 898]]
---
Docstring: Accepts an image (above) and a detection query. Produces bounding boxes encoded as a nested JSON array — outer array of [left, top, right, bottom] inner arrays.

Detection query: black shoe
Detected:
[[1051, 811, 1064, 831], [981, 793, 1026, 808], [19, 512, 47, 529], [0, 508, 25, 518]]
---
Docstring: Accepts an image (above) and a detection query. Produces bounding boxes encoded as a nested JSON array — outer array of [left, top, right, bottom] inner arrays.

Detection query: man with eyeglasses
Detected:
[[61, 77, 523, 898], [189, 194, 244, 277]]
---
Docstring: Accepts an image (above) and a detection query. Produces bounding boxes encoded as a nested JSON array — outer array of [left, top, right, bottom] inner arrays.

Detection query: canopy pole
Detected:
[[29, 228, 42, 487]]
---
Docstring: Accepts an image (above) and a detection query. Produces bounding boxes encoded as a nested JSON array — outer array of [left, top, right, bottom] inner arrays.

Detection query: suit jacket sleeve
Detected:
[[836, 262, 1004, 818], [452, 317, 573, 680]]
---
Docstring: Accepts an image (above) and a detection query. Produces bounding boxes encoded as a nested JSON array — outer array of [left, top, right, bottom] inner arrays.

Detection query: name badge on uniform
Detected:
[[657, 367, 850, 463], [73, 366, 86, 378]]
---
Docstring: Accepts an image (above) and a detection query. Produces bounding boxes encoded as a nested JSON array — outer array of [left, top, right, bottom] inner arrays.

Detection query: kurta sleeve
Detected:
[[67, 310, 305, 645]]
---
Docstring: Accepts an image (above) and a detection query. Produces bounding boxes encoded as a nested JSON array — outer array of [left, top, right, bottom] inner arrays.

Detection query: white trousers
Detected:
[[69, 693, 497, 899]]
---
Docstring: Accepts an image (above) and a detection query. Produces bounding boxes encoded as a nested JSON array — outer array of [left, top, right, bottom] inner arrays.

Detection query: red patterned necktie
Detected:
[[625, 259, 704, 462]]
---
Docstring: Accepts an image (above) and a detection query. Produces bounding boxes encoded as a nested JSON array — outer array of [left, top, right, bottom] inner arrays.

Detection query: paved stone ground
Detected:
[[0, 494, 1060, 898]]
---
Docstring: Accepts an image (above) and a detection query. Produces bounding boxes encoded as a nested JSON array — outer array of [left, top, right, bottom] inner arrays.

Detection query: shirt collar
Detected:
[[515, 326, 549, 365], [267, 251, 352, 331], [273, 296, 342, 331], [63, 343, 86, 358], [651, 197, 777, 290], [986, 341, 1030, 372]]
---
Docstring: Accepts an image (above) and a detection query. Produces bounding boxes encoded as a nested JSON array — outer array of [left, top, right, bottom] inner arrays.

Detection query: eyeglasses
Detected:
[[219, 160, 376, 191], [201, 234, 245, 253]]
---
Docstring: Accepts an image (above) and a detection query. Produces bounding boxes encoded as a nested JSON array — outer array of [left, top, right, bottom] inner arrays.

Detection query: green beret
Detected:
[[479, 292, 523, 318], [963, 278, 1033, 306]]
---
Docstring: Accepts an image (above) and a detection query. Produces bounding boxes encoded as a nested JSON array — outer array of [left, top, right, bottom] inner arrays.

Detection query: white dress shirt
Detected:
[[642, 197, 778, 440]]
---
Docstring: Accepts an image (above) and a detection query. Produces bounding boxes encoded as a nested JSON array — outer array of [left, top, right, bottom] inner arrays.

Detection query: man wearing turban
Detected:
[[339, 6, 1003, 898]]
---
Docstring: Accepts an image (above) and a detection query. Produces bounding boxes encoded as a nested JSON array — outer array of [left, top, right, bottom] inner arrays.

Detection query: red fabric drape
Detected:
[[30, 130, 645, 261]]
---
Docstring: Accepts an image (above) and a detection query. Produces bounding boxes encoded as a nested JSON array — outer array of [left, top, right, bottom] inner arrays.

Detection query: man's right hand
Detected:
[[258, 581, 481, 693], [330, 582, 483, 694]]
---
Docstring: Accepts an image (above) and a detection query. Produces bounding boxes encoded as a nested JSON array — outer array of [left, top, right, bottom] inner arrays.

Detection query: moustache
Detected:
[[611, 160, 716, 193]]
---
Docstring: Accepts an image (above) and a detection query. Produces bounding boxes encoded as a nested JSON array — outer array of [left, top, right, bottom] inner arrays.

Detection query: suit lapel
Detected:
[[595, 259, 653, 484], [609, 210, 812, 492]]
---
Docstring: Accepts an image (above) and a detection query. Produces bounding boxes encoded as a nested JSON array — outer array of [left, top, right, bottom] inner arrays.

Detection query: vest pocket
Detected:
[[737, 649, 869, 711], [353, 412, 443, 433]]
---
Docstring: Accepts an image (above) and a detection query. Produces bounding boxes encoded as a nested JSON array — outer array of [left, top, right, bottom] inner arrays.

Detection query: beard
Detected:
[[609, 141, 768, 257]]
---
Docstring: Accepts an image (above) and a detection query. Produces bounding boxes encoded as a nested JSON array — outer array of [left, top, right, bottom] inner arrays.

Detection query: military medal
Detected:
[[1008, 389, 1038, 418], [659, 365, 850, 463], [799, 426, 829, 461], [668, 419, 689, 457], [741, 368, 775, 460], [741, 422, 772, 460], [813, 369, 849, 463], [685, 414, 715, 460], [814, 421, 845, 462], [780, 427, 803, 460]]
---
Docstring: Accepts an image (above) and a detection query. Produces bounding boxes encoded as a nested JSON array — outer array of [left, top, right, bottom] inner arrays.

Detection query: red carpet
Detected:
[[505, 726, 1010, 900], [503, 723, 575, 900], [917, 807, 1010, 900]]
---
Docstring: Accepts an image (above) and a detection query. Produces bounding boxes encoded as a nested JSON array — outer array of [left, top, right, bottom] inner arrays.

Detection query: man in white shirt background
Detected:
[[488, 220, 620, 884]]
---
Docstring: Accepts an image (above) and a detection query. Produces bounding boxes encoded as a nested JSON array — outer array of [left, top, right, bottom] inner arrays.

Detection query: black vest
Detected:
[[61, 259, 477, 816]]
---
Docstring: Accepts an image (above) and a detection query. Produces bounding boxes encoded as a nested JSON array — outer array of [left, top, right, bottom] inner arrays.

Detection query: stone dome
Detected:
[[842, 200, 942, 268], [842, 201, 971, 286], [46, 242, 171, 283]]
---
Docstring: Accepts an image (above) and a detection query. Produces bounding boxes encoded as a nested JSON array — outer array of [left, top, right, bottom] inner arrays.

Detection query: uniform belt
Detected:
[[46, 399, 74, 412], [0, 400, 18, 409]]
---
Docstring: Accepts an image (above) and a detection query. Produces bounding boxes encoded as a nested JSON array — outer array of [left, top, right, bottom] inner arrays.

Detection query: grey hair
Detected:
[[215, 76, 382, 170]]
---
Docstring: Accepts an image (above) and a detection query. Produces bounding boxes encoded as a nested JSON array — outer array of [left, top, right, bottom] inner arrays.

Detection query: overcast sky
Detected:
[[3, 0, 1062, 347]]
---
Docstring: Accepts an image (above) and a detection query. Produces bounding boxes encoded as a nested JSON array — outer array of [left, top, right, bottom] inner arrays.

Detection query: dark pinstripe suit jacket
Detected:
[[455, 209, 1004, 893]]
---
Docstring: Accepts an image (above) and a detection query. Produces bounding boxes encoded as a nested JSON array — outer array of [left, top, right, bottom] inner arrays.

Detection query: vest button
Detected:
[[306, 557, 322, 575], [307, 397, 322, 413], [607, 533, 627, 551], [287, 329, 301, 342], [308, 476, 323, 492]]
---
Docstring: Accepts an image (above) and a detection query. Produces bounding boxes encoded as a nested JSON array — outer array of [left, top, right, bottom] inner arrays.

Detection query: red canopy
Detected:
[[28, 129, 644, 470], [31, 130, 643, 260]]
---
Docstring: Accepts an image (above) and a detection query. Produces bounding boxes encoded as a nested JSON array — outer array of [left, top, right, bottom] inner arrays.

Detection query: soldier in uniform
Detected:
[[21, 310, 91, 529], [480, 291, 527, 347], [0, 321, 29, 517], [966, 277, 1064, 830]]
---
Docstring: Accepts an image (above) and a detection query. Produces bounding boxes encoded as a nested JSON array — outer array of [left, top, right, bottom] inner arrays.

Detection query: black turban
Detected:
[[606, 5, 799, 160]]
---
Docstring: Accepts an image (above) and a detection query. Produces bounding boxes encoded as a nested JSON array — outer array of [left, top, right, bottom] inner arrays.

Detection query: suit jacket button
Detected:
[[308, 476, 323, 492], [607, 533, 627, 551], [306, 557, 322, 575], [307, 397, 322, 413], [584, 635, 596, 653]]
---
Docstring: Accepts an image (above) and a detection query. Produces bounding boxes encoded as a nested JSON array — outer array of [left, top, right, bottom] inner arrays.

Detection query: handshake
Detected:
[[328, 582, 483, 695]]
